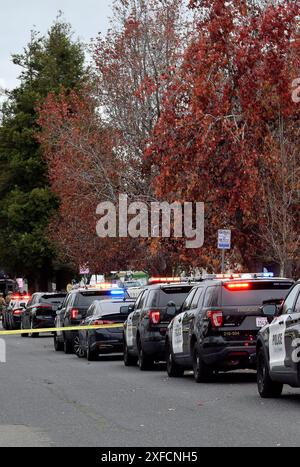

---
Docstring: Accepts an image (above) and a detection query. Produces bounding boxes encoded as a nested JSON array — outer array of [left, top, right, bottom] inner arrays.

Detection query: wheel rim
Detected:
[[74, 336, 84, 358], [193, 349, 199, 377], [257, 354, 265, 391]]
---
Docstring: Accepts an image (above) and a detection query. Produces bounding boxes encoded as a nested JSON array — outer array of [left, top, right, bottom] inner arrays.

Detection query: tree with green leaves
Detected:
[[0, 18, 86, 291]]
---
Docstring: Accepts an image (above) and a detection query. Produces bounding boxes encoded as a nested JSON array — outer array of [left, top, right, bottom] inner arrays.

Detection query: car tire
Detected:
[[87, 343, 99, 362], [166, 343, 184, 377], [64, 337, 74, 354], [74, 335, 86, 359], [54, 333, 64, 352], [257, 348, 283, 398], [137, 341, 153, 371], [30, 320, 39, 338], [192, 344, 213, 383], [21, 321, 29, 337], [124, 340, 138, 367]]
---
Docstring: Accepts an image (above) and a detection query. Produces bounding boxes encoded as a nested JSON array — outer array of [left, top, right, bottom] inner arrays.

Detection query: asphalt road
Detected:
[[1, 329, 300, 447]]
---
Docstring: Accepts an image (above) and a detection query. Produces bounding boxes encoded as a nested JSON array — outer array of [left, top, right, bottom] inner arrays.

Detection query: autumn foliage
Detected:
[[38, 0, 300, 276]]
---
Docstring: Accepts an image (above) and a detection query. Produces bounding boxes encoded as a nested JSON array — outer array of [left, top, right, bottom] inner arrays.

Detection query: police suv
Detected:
[[257, 280, 300, 398], [165, 274, 294, 382], [123, 279, 195, 370]]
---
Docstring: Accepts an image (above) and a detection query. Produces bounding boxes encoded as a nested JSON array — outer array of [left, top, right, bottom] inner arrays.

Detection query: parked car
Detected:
[[257, 280, 300, 398], [54, 287, 129, 354], [165, 275, 294, 382], [123, 280, 196, 370], [21, 292, 67, 337], [2, 294, 30, 330], [77, 299, 135, 361]]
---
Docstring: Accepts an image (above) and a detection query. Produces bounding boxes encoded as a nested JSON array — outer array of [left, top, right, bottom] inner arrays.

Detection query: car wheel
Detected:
[[64, 336, 74, 354], [21, 321, 29, 337], [87, 343, 99, 362], [30, 320, 39, 338], [2, 315, 7, 330], [124, 340, 138, 367], [137, 341, 153, 371], [192, 344, 212, 383], [54, 333, 64, 352], [74, 335, 86, 359], [166, 343, 184, 377], [257, 348, 283, 398]]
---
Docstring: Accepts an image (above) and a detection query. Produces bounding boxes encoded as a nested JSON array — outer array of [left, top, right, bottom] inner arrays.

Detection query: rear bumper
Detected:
[[90, 329, 124, 354], [202, 341, 257, 369], [142, 332, 167, 360], [33, 317, 56, 329]]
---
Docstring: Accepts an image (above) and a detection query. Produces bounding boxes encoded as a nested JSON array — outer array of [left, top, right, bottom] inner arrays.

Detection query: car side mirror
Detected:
[[166, 301, 177, 318], [128, 305, 135, 314], [120, 306, 130, 315], [261, 304, 278, 317]]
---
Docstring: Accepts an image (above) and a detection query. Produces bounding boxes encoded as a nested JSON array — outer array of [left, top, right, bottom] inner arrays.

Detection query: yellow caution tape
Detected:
[[0, 324, 124, 336]]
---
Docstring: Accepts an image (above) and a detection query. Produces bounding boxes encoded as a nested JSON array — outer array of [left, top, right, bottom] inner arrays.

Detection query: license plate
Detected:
[[223, 331, 240, 337], [256, 317, 268, 328]]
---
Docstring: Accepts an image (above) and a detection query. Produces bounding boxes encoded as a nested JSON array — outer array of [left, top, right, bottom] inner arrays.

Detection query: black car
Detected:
[[21, 292, 67, 337], [54, 287, 129, 354], [165, 276, 294, 382], [123, 282, 196, 370], [77, 299, 135, 361], [2, 294, 30, 330], [257, 280, 300, 398]]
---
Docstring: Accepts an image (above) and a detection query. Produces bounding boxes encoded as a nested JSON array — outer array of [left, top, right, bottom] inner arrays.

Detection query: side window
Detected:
[[139, 291, 149, 310], [294, 293, 300, 314], [203, 286, 219, 308], [282, 284, 300, 315], [135, 290, 146, 310], [191, 287, 204, 309], [146, 290, 159, 307], [182, 289, 197, 311], [87, 305, 95, 317]]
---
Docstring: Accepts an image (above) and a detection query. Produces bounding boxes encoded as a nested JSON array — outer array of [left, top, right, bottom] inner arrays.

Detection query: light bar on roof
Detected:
[[149, 277, 182, 285]]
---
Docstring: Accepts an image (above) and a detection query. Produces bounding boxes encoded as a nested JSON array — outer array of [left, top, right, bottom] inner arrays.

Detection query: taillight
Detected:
[[93, 320, 114, 326], [71, 309, 79, 320], [225, 282, 250, 291], [207, 310, 223, 328], [13, 309, 23, 315], [149, 310, 161, 325]]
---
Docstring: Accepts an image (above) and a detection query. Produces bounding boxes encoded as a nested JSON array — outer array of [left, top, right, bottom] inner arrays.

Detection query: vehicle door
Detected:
[[80, 304, 96, 348], [131, 290, 148, 351], [23, 294, 38, 328], [282, 287, 300, 377], [56, 294, 71, 337], [171, 288, 196, 361], [268, 283, 300, 374]]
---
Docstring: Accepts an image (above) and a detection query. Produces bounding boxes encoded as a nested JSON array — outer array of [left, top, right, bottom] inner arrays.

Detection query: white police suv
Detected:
[[257, 280, 300, 398]]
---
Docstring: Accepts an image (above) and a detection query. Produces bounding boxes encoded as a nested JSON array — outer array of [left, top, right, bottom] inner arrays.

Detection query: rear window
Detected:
[[96, 302, 134, 318], [221, 281, 293, 307], [39, 294, 66, 305], [148, 286, 193, 308], [75, 291, 119, 307]]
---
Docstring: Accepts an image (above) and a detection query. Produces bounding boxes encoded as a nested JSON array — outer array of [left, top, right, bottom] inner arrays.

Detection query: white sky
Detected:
[[0, 0, 113, 90]]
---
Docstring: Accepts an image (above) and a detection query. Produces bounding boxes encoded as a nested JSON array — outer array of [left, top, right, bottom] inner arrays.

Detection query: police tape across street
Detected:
[[0, 323, 124, 336]]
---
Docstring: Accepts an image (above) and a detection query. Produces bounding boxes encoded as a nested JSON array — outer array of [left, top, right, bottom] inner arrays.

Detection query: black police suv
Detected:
[[21, 292, 67, 337], [257, 280, 300, 398], [123, 282, 195, 370], [2, 294, 30, 330], [165, 276, 294, 382], [54, 287, 129, 354], [77, 299, 135, 361]]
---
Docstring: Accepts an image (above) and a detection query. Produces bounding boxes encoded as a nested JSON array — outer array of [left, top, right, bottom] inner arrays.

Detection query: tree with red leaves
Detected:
[[148, 0, 300, 275]]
